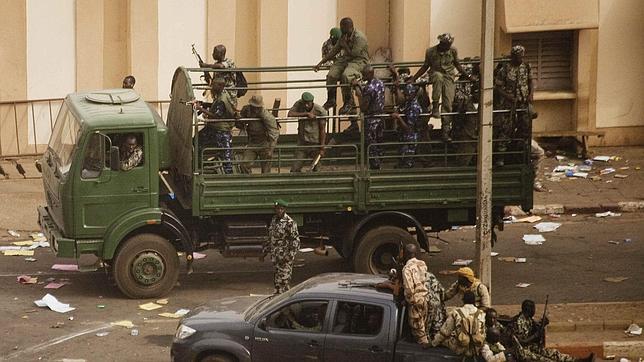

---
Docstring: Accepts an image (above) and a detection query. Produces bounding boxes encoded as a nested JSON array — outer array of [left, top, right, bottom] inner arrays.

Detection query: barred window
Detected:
[[512, 31, 574, 91]]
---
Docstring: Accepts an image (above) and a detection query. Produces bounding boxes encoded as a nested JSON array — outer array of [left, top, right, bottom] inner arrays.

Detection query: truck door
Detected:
[[323, 300, 393, 362], [74, 131, 151, 237], [253, 300, 329, 361]]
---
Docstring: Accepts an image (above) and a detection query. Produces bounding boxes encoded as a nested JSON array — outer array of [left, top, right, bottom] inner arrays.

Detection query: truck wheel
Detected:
[[353, 226, 419, 274], [113, 233, 179, 299]]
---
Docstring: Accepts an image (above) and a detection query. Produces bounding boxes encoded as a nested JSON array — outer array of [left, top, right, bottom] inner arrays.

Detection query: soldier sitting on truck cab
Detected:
[[120, 134, 144, 171]]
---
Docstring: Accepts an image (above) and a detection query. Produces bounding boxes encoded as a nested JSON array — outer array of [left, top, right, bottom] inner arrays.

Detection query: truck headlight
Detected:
[[175, 324, 196, 340]]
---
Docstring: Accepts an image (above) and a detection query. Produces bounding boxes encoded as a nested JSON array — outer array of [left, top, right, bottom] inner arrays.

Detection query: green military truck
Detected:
[[38, 65, 533, 299]]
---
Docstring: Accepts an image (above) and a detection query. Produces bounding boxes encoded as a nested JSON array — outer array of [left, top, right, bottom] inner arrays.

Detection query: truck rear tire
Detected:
[[353, 225, 419, 274], [113, 233, 179, 299]]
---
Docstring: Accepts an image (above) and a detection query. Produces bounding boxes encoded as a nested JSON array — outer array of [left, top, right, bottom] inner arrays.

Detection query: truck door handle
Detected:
[[307, 340, 320, 348], [368, 346, 383, 353], [131, 186, 149, 193]]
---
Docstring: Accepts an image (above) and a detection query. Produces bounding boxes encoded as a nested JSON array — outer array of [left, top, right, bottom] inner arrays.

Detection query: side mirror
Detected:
[[110, 146, 120, 171], [258, 317, 268, 331]]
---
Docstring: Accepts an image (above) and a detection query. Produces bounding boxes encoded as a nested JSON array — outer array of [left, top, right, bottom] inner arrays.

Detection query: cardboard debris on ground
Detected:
[[515, 257, 527, 263], [0, 246, 21, 251], [12, 240, 33, 246], [516, 283, 531, 288], [593, 156, 611, 162], [595, 211, 621, 218], [8, 230, 21, 237], [3, 250, 34, 256], [600, 168, 616, 175], [51, 264, 79, 271], [534, 222, 562, 233], [44, 282, 67, 289], [156, 298, 168, 305], [139, 302, 163, 311], [192, 252, 207, 260], [159, 309, 190, 319], [27, 241, 49, 249], [111, 320, 134, 329], [604, 277, 629, 283], [523, 234, 546, 245], [614, 174, 629, 179], [517, 216, 542, 223], [17, 275, 38, 284], [498, 257, 516, 262], [625, 323, 642, 336], [452, 259, 473, 266], [34, 293, 75, 313]]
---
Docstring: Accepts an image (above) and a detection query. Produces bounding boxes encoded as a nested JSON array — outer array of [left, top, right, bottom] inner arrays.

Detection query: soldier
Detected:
[[262, 199, 300, 294], [122, 75, 135, 89], [199, 44, 239, 107], [425, 269, 447, 338], [195, 77, 237, 174], [493, 45, 535, 165], [321, 27, 342, 66], [444, 267, 491, 308], [410, 33, 469, 142], [288, 92, 328, 172], [391, 83, 422, 168], [354, 64, 385, 170], [401, 244, 430, 347], [314, 17, 369, 117], [453, 58, 480, 166], [119, 134, 143, 171], [237, 95, 280, 174], [431, 291, 486, 356], [481, 327, 509, 362], [511, 300, 594, 362]]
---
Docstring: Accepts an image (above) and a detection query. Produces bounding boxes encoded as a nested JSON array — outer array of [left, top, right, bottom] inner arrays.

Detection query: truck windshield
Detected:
[[48, 103, 80, 176]]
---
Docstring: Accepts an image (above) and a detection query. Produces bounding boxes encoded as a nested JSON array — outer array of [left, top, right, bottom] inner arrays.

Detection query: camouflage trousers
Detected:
[[518, 345, 575, 362], [273, 256, 295, 294], [365, 118, 384, 170], [213, 131, 233, 174], [427, 297, 446, 338], [398, 131, 419, 168], [408, 302, 429, 344]]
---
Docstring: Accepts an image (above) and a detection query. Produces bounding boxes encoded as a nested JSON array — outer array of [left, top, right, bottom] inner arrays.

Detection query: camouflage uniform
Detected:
[[424, 45, 459, 135], [444, 280, 491, 308], [362, 77, 385, 170], [238, 106, 280, 174], [397, 84, 422, 168], [494, 61, 533, 152], [200, 91, 236, 174], [327, 30, 369, 108], [402, 258, 429, 345], [481, 342, 507, 362], [290, 100, 328, 172], [120, 146, 143, 171], [431, 303, 486, 356], [265, 212, 300, 294], [453, 64, 479, 166], [425, 271, 447, 337], [511, 314, 575, 362], [214, 58, 238, 107], [321, 38, 342, 66]]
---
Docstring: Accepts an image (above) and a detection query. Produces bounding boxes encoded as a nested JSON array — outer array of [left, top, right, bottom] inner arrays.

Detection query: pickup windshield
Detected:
[[48, 103, 80, 176]]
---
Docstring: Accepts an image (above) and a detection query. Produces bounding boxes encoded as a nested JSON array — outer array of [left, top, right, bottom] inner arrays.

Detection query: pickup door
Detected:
[[323, 299, 394, 362]]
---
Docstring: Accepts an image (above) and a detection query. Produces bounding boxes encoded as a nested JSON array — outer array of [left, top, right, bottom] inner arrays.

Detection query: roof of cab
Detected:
[[293, 273, 394, 303], [65, 89, 158, 129]]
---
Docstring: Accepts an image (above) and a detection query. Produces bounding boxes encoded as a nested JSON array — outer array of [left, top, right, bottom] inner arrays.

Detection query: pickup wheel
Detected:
[[353, 226, 419, 274], [200, 353, 236, 362], [113, 233, 179, 299]]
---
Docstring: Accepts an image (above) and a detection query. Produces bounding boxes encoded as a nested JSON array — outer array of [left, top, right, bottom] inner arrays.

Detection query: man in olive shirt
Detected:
[[288, 92, 327, 172], [237, 95, 280, 174], [314, 17, 369, 117], [410, 33, 469, 142], [195, 77, 237, 174]]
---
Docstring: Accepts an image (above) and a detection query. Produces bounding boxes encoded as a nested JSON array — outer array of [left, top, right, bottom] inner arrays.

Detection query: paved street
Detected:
[[1, 210, 642, 361]]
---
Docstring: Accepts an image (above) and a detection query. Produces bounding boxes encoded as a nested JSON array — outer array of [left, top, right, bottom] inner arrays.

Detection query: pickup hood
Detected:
[[184, 295, 266, 323]]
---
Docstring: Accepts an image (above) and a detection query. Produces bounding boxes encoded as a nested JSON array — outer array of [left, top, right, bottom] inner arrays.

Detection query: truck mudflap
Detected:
[[38, 205, 75, 258], [160, 209, 194, 273]]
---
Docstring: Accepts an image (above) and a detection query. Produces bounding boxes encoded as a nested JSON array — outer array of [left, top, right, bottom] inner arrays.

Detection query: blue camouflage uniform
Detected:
[[200, 90, 236, 174], [362, 77, 385, 169], [398, 84, 423, 168]]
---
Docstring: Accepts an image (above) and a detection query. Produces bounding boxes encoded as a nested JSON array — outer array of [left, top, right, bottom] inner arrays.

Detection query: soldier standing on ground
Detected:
[[321, 28, 342, 66], [444, 267, 491, 308], [354, 64, 385, 170], [237, 95, 280, 174], [195, 77, 237, 174], [314, 17, 369, 119], [289, 92, 328, 172], [262, 199, 300, 294], [410, 33, 469, 143], [199, 44, 239, 107]]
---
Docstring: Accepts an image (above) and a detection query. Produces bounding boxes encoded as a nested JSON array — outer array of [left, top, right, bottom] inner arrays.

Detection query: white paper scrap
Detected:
[[534, 222, 562, 233], [593, 156, 610, 162], [595, 211, 621, 218], [625, 323, 642, 336], [523, 234, 546, 245], [34, 293, 75, 313], [515, 258, 527, 263], [299, 248, 314, 253], [490, 252, 499, 257], [452, 259, 473, 266], [515, 283, 531, 288]]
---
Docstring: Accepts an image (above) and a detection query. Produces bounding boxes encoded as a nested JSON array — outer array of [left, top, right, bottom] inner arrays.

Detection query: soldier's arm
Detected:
[[452, 48, 467, 75], [318, 107, 328, 149], [411, 48, 431, 82], [288, 102, 310, 118], [479, 283, 491, 308], [120, 148, 143, 171], [494, 67, 515, 101], [349, 33, 367, 58], [443, 281, 459, 301], [263, 111, 280, 147], [316, 43, 341, 69], [431, 313, 455, 347]]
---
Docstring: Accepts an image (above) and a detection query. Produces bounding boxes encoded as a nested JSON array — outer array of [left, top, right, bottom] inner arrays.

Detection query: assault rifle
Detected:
[[539, 295, 549, 348], [191, 43, 212, 85]]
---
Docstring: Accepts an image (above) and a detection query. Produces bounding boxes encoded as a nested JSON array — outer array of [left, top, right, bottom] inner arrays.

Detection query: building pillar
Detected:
[[127, 0, 159, 100], [390, 0, 431, 61], [257, 0, 288, 120], [207, 0, 237, 61], [574, 29, 598, 131], [76, 0, 105, 91]]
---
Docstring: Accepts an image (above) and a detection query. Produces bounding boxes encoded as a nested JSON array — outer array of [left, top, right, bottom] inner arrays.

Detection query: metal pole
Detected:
[[476, 0, 495, 299]]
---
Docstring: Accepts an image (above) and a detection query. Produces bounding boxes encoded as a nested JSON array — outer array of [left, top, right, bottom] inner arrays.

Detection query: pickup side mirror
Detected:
[[110, 146, 120, 171], [258, 317, 268, 331]]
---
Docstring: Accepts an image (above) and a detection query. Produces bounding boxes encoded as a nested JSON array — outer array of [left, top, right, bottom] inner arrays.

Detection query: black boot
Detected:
[[323, 87, 337, 109]]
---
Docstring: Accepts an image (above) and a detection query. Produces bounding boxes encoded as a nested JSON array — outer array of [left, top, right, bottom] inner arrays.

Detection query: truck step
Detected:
[[224, 235, 268, 245], [222, 245, 263, 257], [223, 221, 268, 238]]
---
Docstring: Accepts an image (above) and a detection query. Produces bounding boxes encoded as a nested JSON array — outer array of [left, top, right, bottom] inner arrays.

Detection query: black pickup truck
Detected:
[[171, 273, 459, 362]]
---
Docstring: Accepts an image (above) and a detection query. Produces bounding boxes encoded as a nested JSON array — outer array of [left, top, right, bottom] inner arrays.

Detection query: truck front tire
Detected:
[[353, 225, 419, 274], [113, 233, 179, 299]]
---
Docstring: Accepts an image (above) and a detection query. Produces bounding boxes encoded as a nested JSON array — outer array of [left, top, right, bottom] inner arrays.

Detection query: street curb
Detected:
[[531, 201, 644, 215]]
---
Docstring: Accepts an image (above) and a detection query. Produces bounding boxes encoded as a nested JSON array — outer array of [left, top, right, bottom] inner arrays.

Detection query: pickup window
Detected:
[[266, 300, 328, 333], [332, 301, 384, 336]]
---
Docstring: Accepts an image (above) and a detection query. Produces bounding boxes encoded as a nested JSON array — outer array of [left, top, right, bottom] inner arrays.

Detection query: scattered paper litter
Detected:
[[604, 277, 628, 283], [159, 309, 190, 319], [516, 215, 542, 223], [498, 256, 516, 262], [96, 331, 110, 337], [608, 240, 620, 245], [595, 211, 621, 218], [600, 168, 615, 175], [44, 282, 67, 289], [515, 257, 527, 263], [571, 172, 588, 178], [490, 252, 499, 257], [614, 174, 629, 179], [12, 240, 33, 246], [523, 234, 546, 245], [0, 246, 21, 251], [139, 302, 163, 311], [534, 222, 561, 233], [51, 264, 79, 271], [111, 320, 134, 329], [299, 248, 314, 253], [515, 283, 531, 288], [17, 275, 38, 284], [24, 257, 37, 262], [452, 259, 473, 266], [156, 298, 169, 305], [593, 156, 611, 162], [34, 293, 75, 313], [428, 245, 442, 253], [625, 323, 642, 336], [192, 252, 207, 260], [3, 250, 34, 256], [8, 230, 21, 237], [27, 241, 49, 249], [555, 155, 566, 161]]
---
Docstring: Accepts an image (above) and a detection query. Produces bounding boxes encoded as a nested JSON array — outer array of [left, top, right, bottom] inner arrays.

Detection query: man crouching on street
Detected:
[[261, 199, 300, 294]]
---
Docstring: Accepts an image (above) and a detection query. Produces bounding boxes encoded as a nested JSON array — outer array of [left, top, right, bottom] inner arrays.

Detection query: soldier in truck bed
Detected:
[[237, 95, 280, 174]]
